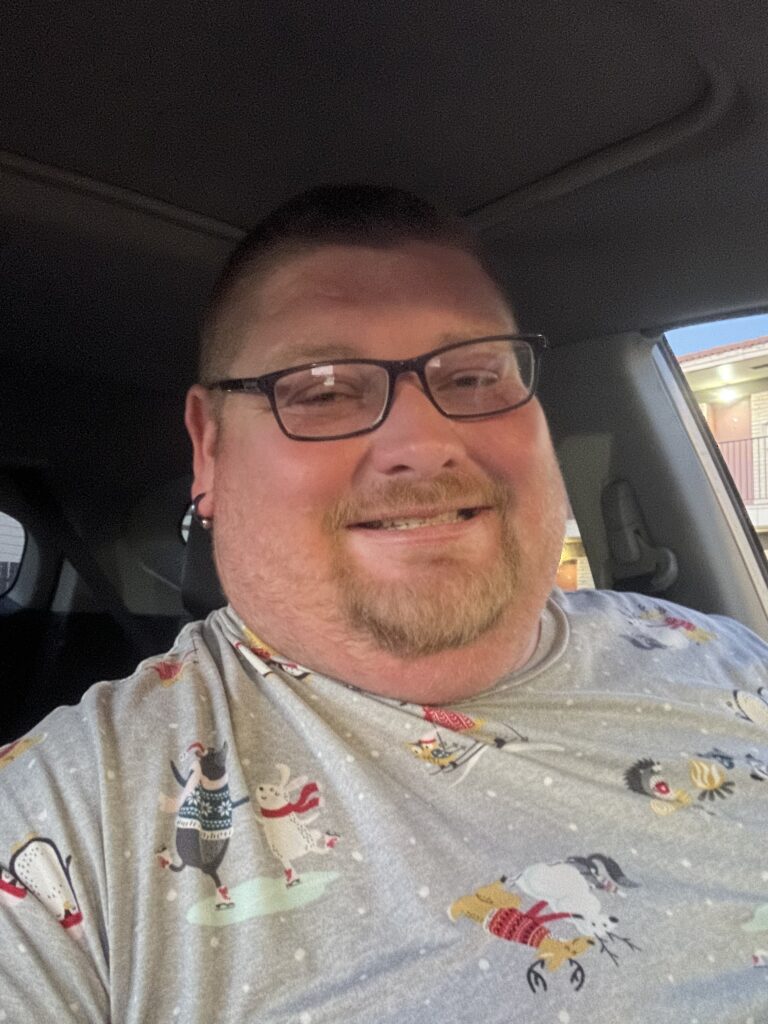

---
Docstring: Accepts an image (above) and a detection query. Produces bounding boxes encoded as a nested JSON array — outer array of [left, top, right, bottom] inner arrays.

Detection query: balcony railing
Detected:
[[718, 435, 768, 503]]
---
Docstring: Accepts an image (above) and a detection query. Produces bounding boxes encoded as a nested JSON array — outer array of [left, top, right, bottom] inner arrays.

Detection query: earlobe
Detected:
[[185, 385, 219, 511]]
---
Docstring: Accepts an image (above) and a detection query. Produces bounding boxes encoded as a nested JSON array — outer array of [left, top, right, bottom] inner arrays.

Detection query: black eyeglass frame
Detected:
[[206, 333, 548, 441]]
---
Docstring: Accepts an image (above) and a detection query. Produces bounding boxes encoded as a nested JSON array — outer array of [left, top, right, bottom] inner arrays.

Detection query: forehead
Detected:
[[229, 242, 516, 372]]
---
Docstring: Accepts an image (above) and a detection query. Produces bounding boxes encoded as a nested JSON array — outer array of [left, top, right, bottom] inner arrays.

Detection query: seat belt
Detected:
[[602, 479, 678, 594]]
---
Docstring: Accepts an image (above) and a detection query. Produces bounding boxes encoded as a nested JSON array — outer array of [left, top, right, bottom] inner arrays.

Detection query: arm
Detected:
[[0, 711, 110, 1020], [0, 879, 109, 1021]]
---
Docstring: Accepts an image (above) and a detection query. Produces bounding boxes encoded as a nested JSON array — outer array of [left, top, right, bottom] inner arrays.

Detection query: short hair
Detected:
[[198, 184, 501, 383]]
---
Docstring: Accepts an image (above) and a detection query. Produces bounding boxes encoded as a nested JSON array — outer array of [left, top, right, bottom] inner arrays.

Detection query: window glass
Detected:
[[180, 503, 193, 544], [0, 511, 25, 596], [557, 510, 595, 591], [667, 313, 768, 567]]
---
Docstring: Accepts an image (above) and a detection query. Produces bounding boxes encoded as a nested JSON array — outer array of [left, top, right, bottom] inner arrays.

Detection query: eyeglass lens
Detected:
[[274, 338, 535, 438]]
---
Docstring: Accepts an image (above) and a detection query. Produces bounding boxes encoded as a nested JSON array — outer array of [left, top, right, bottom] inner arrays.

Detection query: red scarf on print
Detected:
[[260, 782, 320, 818]]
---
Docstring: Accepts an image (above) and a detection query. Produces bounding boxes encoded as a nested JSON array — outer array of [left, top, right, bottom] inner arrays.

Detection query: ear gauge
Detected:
[[192, 492, 214, 530]]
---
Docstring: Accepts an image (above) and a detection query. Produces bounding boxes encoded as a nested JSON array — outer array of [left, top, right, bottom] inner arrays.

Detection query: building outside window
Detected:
[[0, 512, 25, 597], [557, 322, 768, 590], [677, 334, 768, 560], [557, 514, 594, 591]]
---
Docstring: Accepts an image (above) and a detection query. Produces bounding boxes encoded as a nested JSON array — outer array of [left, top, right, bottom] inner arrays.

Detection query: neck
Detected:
[[232, 599, 545, 704]]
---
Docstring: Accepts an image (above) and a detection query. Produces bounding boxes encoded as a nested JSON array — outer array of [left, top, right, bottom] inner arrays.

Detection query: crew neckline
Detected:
[[448, 592, 571, 707], [216, 589, 571, 704]]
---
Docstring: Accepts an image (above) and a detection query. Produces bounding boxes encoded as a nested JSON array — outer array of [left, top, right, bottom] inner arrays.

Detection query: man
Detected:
[[1, 185, 767, 1023]]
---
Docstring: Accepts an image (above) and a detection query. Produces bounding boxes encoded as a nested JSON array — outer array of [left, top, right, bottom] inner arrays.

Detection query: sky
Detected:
[[666, 313, 768, 356]]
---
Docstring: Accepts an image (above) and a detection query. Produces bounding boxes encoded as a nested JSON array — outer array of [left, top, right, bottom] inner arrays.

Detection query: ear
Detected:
[[184, 385, 220, 516]]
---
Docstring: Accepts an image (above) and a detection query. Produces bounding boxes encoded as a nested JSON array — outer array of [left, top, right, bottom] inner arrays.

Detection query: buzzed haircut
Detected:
[[198, 184, 498, 384]]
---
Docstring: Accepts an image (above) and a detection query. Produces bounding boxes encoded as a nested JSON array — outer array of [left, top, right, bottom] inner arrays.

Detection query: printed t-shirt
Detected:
[[1, 588, 768, 1023]]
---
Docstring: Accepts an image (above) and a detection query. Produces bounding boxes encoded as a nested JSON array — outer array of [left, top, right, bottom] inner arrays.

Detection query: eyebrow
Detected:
[[270, 342, 363, 365], [241, 341, 360, 376]]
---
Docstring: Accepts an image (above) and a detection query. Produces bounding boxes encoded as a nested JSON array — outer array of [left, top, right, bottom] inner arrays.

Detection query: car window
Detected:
[[0, 511, 26, 597], [557, 506, 595, 591], [180, 502, 193, 544], [669, 314, 768, 570]]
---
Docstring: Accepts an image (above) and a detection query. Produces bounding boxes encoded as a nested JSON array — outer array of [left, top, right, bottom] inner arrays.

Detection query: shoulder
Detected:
[[0, 615, 233, 896], [0, 615, 225, 798], [551, 587, 768, 666]]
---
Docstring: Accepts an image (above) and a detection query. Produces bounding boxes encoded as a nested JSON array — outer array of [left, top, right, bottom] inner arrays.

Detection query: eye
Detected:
[[448, 369, 501, 389], [429, 348, 517, 393], [277, 368, 370, 408], [290, 385, 361, 406]]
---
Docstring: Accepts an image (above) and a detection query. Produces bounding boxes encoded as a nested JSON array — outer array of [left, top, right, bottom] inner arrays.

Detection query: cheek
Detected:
[[216, 425, 357, 528], [473, 404, 558, 486]]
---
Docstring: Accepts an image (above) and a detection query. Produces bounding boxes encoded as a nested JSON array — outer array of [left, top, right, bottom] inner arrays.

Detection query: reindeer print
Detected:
[[450, 855, 639, 993], [449, 879, 594, 993], [512, 860, 640, 965], [254, 764, 340, 886]]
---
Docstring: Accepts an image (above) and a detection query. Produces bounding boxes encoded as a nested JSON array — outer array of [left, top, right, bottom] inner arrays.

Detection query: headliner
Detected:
[[2, 0, 768, 494]]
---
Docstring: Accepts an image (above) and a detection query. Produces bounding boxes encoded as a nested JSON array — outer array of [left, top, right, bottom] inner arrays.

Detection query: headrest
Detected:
[[181, 517, 226, 618]]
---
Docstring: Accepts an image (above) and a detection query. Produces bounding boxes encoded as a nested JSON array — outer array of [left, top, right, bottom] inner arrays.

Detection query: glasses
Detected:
[[207, 334, 547, 441]]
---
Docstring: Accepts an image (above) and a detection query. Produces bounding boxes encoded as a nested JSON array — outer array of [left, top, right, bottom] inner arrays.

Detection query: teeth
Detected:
[[362, 508, 478, 530]]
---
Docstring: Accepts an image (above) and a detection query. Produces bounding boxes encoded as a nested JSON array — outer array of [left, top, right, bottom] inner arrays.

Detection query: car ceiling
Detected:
[[2, 0, 768, 505]]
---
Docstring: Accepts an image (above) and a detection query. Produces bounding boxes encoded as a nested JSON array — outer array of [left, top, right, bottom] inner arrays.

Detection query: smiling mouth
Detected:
[[353, 507, 485, 531]]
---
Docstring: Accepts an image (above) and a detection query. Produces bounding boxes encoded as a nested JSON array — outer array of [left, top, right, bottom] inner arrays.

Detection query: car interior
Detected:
[[3, 0, 768, 743]]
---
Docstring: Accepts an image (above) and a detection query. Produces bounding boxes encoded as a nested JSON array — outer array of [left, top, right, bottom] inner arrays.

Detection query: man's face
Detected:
[[187, 242, 567, 660]]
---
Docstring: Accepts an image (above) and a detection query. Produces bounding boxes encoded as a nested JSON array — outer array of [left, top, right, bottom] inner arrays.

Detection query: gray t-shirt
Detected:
[[2, 588, 768, 1023]]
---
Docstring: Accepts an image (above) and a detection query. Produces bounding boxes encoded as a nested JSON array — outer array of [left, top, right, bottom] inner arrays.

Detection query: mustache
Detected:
[[325, 473, 513, 530]]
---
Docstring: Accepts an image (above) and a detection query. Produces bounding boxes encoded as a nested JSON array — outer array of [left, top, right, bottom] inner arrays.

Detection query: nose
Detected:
[[364, 375, 468, 478]]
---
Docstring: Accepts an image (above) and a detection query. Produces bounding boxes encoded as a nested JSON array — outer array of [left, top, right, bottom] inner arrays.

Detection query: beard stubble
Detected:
[[327, 472, 549, 658]]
